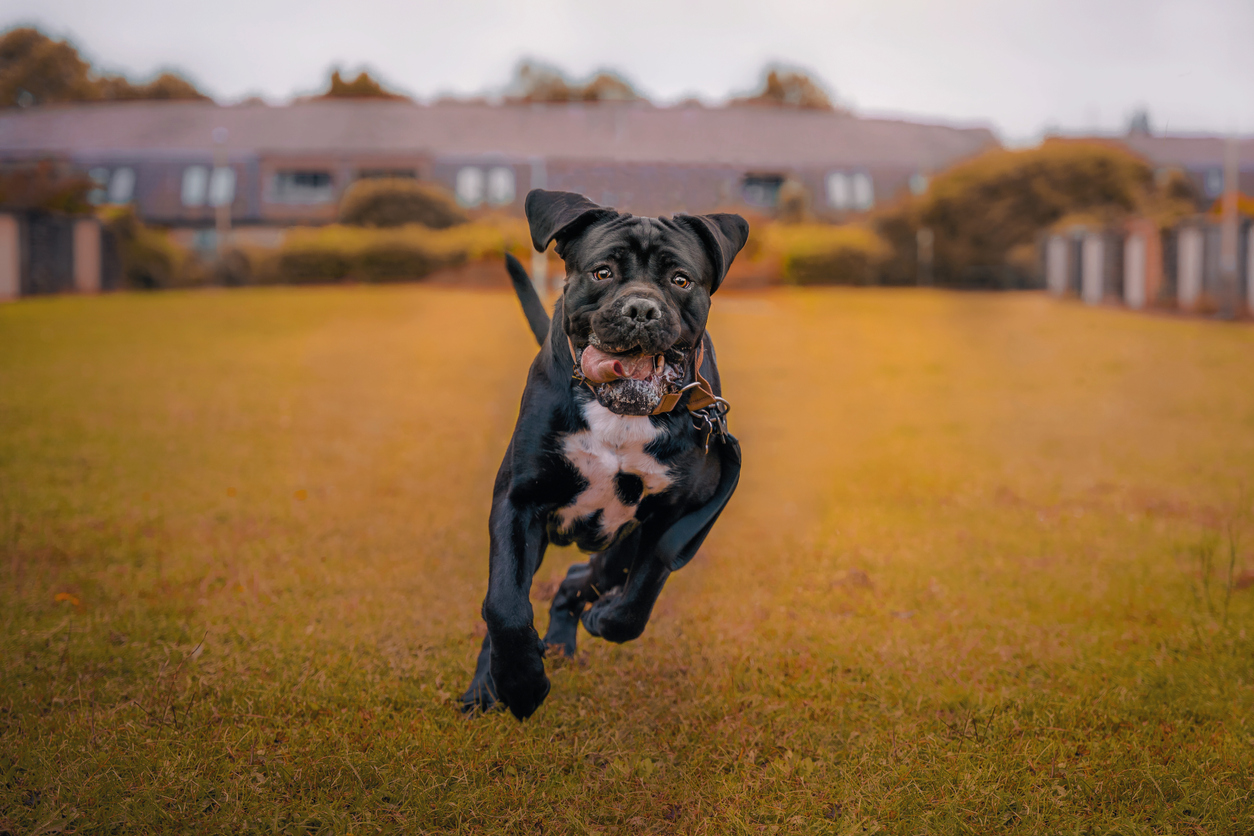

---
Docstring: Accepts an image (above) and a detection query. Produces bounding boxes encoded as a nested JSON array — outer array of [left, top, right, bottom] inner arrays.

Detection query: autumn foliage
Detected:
[[338, 178, 466, 228], [731, 67, 839, 111], [0, 27, 207, 108], [507, 62, 640, 104], [317, 70, 408, 101], [0, 160, 93, 212], [873, 140, 1199, 287]]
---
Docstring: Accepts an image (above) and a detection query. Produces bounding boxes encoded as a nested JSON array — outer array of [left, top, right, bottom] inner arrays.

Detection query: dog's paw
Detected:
[[490, 634, 551, 720], [543, 609, 580, 658], [581, 590, 646, 643], [458, 676, 502, 715]]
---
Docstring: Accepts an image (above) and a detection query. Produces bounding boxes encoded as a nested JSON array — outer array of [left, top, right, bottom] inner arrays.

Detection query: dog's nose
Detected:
[[622, 297, 661, 323]]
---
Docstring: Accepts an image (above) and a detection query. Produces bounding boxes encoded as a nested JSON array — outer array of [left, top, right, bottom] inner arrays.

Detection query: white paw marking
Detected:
[[557, 400, 673, 542]]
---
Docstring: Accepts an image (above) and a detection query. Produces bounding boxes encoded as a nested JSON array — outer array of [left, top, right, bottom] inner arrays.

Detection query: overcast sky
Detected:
[[3, 0, 1251, 142]]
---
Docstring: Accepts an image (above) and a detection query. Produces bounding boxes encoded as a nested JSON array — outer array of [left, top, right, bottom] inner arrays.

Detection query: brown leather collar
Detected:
[[567, 335, 723, 416]]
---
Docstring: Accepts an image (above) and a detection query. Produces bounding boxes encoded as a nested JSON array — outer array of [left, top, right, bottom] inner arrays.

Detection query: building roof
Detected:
[[1117, 133, 1254, 170], [0, 99, 998, 170]]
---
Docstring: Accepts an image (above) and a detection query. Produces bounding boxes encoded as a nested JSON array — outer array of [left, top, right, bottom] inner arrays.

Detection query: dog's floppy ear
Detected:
[[525, 189, 616, 257], [675, 213, 750, 294]]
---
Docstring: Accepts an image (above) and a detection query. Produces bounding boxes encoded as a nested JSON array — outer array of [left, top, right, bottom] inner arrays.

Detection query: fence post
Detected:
[[1124, 230, 1146, 309], [1248, 224, 1254, 315], [1178, 225, 1204, 310], [1045, 235, 1068, 296], [1218, 137, 1239, 318], [1081, 232, 1104, 305], [73, 218, 102, 293], [0, 214, 18, 301]]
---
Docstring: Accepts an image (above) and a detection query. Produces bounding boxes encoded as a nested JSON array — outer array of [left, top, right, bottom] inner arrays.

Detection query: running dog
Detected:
[[460, 189, 748, 719]]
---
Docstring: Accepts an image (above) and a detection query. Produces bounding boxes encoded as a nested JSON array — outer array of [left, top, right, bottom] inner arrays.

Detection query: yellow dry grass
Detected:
[[1, 286, 1252, 834]]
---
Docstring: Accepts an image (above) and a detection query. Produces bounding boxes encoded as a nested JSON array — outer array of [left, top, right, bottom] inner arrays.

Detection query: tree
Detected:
[[0, 159, 93, 213], [731, 67, 838, 111], [0, 27, 95, 107], [509, 62, 640, 103], [0, 27, 207, 107], [317, 69, 407, 101], [873, 140, 1198, 287], [98, 72, 206, 101]]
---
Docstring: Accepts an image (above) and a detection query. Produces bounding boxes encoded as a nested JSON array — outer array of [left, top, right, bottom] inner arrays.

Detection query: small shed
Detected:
[[0, 211, 118, 300]]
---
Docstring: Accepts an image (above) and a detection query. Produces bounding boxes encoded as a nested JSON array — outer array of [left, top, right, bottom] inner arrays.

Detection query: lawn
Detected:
[[1, 285, 1252, 835]]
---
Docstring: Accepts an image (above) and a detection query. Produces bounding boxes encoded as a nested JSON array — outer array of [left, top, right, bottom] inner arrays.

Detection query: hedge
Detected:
[[782, 226, 890, 286], [230, 219, 531, 285], [338, 178, 467, 229]]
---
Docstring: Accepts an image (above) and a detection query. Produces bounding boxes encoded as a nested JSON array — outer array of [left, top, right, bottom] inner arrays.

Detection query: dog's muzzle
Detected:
[[574, 340, 688, 416], [589, 293, 678, 357]]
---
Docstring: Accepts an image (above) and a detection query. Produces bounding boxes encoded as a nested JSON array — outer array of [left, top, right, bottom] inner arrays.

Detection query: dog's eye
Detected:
[[672, 273, 692, 289], [591, 266, 613, 282]]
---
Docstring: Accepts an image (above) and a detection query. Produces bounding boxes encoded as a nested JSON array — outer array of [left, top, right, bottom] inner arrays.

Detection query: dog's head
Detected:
[[525, 189, 748, 413]]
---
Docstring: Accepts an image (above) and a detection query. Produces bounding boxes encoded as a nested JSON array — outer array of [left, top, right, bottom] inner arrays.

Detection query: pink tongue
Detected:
[[580, 344, 658, 383]]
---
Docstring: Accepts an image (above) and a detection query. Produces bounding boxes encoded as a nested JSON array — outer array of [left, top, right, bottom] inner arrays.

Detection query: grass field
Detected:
[[2, 285, 1252, 835]]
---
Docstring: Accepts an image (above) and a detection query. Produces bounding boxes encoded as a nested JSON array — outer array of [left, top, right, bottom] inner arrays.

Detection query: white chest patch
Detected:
[[557, 400, 673, 541]]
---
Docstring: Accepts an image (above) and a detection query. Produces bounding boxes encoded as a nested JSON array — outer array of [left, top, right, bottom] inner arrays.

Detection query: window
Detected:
[[826, 172, 850, 209], [87, 167, 110, 205], [851, 172, 874, 210], [826, 170, 874, 210], [107, 167, 136, 204], [357, 168, 416, 180], [741, 174, 784, 208], [271, 170, 334, 204], [486, 167, 516, 205], [208, 167, 235, 207], [456, 167, 485, 207], [1204, 168, 1224, 198], [182, 166, 208, 206]]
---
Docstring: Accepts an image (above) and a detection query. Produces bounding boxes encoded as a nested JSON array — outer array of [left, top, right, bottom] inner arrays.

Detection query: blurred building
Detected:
[[0, 99, 997, 236], [1070, 132, 1254, 207]]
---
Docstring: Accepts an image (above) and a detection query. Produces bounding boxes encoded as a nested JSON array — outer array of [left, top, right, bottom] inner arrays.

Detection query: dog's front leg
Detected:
[[478, 494, 550, 720]]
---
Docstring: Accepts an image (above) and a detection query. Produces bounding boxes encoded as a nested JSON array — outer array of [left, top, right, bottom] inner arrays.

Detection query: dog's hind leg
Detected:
[[458, 635, 499, 713], [581, 553, 671, 644], [543, 561, 592, 658], [544, 531, 642, 655]]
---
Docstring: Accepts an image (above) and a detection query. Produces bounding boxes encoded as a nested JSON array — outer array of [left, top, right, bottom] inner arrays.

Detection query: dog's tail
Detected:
[[505, 253, 550, 345]]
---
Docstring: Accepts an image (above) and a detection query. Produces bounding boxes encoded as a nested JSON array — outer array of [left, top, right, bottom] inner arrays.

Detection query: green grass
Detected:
[[2, 286, 1252, 835]]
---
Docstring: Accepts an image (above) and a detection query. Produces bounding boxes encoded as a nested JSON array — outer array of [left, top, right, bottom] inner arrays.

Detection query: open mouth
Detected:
[[577, 337, 687, 415]]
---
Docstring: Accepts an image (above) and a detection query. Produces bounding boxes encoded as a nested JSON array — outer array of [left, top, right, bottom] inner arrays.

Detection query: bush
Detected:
[[873, 139, 1197, 288], [778, 224, 890, 285], [338, 179, 467, 229], [98, 207, 196, 289], [271, 220, 530, 284], [277, 243, 351, 284], [356, 241, 439, 282], [0, 161, 93, 214]]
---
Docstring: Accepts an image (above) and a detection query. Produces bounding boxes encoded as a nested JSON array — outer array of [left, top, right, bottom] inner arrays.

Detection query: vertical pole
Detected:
[[72, 218, 102, 293], [1178, 226, 1203, 310], [1081, 232, 1104, 305], [530, 157, 548, 297], [0, 214, 19, 301], [213, 127, 231, 260], [1218, 136, 1239, 318], [1247, 223, 1254, 315], [916, 227, 934, 286], [1123, 230, 1146, 309]]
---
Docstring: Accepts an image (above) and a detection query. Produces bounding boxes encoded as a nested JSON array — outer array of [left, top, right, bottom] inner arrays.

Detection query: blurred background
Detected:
[[0, 0, 1250, 308], [4, 5, 1254, 832]]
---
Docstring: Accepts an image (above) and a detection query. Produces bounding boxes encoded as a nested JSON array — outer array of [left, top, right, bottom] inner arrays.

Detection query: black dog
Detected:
[[460, 190, 748, 719]]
